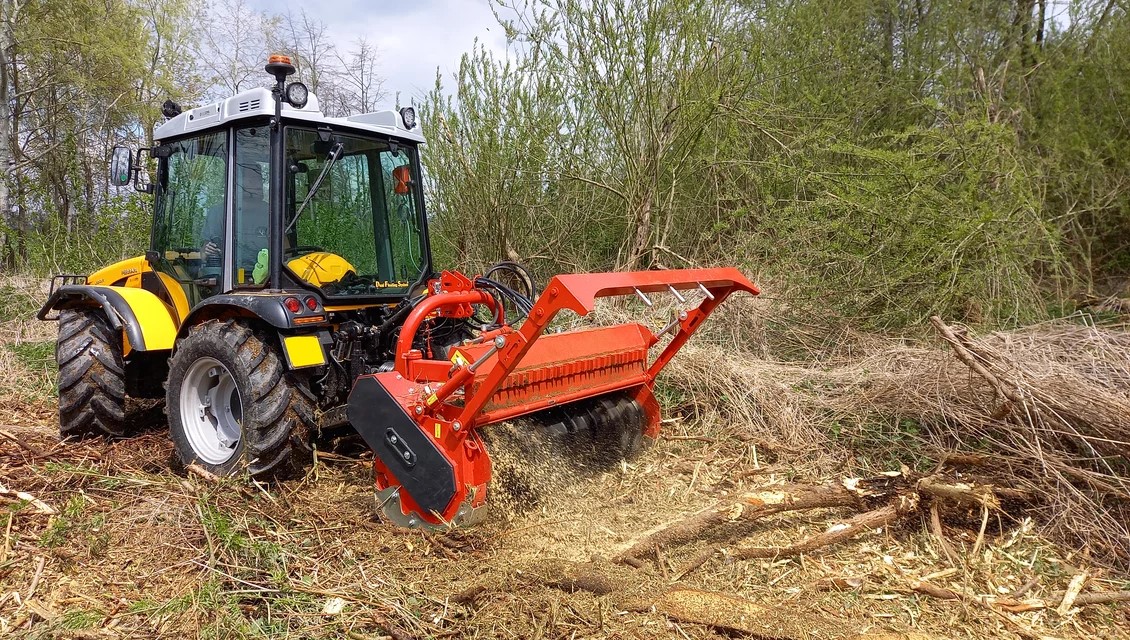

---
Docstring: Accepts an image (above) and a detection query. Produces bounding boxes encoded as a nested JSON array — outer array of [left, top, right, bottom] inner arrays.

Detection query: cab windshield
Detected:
[[284, 128, 426, 297]]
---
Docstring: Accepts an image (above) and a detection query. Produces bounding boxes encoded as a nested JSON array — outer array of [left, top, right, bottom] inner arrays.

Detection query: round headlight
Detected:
[[285, 82, 309, 108], [400, 106, 416, 129]]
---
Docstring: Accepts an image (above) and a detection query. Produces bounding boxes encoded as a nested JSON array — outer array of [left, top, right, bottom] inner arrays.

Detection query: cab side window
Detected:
[[233, 127, 271, 286], [153, 131, 228, 305]]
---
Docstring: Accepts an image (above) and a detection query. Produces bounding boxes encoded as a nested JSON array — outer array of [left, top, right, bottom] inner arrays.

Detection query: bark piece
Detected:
[[616, 482, 871, 562]]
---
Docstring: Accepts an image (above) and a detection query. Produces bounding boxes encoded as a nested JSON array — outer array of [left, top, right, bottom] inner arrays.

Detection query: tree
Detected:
[[504, 0, 757, 269], [196, 0, 278, 99], [336, 38, 384, 115]]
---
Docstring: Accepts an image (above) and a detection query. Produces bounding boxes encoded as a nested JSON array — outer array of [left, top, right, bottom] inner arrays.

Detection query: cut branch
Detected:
[[732, 494, 918, 560], [615, 481, 869, 563]]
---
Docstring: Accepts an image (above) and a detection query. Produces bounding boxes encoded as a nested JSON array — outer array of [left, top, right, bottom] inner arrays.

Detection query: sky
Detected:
[[249, 0, 510, 106]]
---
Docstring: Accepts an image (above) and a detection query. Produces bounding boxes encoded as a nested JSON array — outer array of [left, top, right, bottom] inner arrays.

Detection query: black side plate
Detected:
[[347, 376, 457, 517]]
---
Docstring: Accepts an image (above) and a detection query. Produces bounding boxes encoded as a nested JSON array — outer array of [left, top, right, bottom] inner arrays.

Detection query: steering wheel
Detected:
[[284, 245, 326, 258]]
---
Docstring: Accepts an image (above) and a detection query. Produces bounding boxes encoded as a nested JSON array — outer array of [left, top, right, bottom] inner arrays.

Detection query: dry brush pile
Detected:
[[656, 305, 1130, 572]]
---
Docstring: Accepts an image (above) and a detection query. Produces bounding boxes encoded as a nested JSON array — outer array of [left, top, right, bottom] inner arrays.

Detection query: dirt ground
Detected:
[[1, 287, 1128, 639]]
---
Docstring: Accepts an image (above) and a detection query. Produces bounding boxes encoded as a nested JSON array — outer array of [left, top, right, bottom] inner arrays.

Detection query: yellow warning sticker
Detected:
[[450, 350, 470, 367], [426, 393, 438, 406], [434, 422, 442, 439]]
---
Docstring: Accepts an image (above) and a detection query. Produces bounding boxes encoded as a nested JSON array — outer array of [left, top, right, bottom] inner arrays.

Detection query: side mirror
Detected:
[[110, 147, 133, 187], [392, 165, 412, 195]]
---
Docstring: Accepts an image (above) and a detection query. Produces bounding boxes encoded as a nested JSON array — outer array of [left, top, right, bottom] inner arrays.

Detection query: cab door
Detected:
[[151, 130, 230, 309]]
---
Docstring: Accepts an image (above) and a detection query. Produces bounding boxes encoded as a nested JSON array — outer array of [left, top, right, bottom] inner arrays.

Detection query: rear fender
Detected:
[[176, 294, 328, 336], [177, 295, 330, 370], [38, 285, 178, 353]]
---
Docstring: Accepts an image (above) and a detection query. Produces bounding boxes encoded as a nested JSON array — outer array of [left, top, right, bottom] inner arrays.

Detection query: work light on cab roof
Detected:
[[36, 52, 760, 530]]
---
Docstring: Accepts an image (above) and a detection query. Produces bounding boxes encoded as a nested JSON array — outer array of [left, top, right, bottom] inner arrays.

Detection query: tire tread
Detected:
[[167, 320, 314, 479], [56, 310, 128, 438]]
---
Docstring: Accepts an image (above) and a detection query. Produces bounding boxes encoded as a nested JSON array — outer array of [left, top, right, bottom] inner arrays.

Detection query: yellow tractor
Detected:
[[39, 55, 758, 527]]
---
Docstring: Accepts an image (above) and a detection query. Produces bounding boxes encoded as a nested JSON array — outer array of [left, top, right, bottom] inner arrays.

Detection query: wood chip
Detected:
[[0, 483, 56, 515], [1056, 570, 1089, 616]]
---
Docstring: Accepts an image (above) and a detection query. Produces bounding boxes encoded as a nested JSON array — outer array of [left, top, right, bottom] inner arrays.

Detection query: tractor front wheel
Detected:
[[166, 320, 313, 478], [56, 309, 128, 439]]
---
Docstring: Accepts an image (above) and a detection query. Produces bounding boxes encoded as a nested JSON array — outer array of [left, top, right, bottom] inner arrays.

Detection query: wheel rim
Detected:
[[179, 356, 244, 465]]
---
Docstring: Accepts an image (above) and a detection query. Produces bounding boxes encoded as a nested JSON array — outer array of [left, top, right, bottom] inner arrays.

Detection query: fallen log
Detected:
[[525, 560, 616, 595], [622, 470, 1028, 574], [622, 588, 779, 637], [916, 477, 999, 510]]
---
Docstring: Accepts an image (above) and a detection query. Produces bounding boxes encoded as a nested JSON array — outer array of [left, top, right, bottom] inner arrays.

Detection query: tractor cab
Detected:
[[115, 55, 431, 315]]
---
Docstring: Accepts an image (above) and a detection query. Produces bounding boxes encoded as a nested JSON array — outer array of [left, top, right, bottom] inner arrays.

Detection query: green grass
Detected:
[[9, 339, 56, 372], [6, 339, 58, 399], [60, 608, 106, 630], [828, 414, 935, 472], [0, 284, 42, 323], [39, 494, 86, 548]]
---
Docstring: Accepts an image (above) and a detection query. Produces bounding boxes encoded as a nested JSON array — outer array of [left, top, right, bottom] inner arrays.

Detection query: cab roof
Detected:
[[153, 87, 426, 144]]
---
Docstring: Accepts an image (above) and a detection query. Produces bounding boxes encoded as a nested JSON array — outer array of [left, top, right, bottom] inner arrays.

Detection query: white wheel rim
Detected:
[[179, 356, 243, 465]]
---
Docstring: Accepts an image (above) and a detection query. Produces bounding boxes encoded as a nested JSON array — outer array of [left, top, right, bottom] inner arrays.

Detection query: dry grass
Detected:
[[0, 279, 1128, 638], [4, 418, 1128, 639]]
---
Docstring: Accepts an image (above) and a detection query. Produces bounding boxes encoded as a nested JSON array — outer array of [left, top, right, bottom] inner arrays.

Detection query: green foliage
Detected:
[[39, 494, 87, 548], [5, 0, 1129, 336], [8, 340, 56, 373], [422, 0, 1129, 333], [59, 608, 106, 630], [1, 0, 155, 268], [1027, 7, 1130, 285], [18, 193, 151, 277], [735, 111, 1064, 327], [0, 284, 41, 322]]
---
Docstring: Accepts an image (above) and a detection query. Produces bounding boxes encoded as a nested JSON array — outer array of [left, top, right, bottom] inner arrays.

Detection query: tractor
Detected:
[[38, 55, 759, 528]]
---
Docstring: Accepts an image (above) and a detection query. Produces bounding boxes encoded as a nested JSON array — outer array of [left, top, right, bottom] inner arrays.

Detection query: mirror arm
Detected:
[[132, 147, 155, 194]]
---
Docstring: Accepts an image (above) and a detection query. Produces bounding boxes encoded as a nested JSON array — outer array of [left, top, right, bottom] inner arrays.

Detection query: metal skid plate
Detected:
[[374, 486, 488, 530], [348, 375, 458, 517]]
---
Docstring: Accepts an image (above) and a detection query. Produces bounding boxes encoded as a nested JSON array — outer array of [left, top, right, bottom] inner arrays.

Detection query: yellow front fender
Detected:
[[87, 256, 149, 287], [83, 255, 190, 324], [40, 285, 178, 353]]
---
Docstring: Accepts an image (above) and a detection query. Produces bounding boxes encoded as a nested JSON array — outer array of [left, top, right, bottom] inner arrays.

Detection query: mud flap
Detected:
[[347, 376, 457, 517]]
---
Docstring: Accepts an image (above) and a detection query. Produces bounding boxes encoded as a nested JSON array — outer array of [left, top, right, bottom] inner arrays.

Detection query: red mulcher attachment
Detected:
[[346, 268, 759, 528]]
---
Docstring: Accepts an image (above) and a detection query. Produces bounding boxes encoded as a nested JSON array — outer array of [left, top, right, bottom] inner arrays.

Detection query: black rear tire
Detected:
[[56, 309, 128, 439], [166, 320, 314, 479]]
